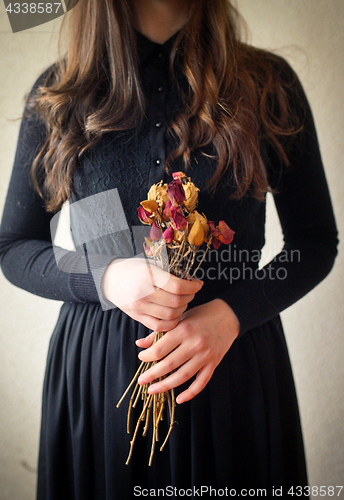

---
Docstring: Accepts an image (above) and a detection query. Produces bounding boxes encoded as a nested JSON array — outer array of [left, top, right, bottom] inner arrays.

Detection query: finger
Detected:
[[135, 301, 187, 322], [135, 331, 156, 348], [138, 330, 181, 362], [151, 268, 204, 295], [147, 358, 202, 394], [138, 347, 190, 385], [176, 365, 214, 404], [147, 287, 195, 309], [129, 313, 180, 332]]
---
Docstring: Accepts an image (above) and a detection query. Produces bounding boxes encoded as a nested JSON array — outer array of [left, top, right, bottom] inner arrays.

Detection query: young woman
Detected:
[[0, 0, 338, 498]]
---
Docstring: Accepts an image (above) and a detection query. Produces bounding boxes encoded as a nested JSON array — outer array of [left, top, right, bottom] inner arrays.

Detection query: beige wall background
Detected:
[[0, 1, 343, 498]]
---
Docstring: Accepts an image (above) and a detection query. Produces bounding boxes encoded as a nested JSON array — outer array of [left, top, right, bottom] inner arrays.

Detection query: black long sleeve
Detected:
[[0, 72, 100, 303], [215, 69, 339, 334]]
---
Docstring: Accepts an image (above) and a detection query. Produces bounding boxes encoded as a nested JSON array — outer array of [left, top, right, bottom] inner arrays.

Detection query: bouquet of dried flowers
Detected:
[[116, 171, 234, 465]]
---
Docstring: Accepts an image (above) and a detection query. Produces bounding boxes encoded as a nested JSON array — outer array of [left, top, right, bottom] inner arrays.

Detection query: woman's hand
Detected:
[[101, 257, 203, 332], [136, 298, 240, 404]]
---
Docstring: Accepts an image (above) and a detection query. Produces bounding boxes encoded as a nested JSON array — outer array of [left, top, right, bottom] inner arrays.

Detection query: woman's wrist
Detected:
[[210, 298, 240, 338], [101, 258, 125, 302]]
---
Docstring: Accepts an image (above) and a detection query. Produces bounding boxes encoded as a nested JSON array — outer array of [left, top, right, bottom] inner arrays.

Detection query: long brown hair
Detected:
[[29, 0, 302, 212]]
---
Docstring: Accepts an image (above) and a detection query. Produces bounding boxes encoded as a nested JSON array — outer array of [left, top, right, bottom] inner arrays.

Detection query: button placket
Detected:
[[146, 49, 168, 187]]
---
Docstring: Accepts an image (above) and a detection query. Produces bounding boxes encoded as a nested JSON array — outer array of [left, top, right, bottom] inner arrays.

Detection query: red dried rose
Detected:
[[163, 226, 174, 244], [217, 221, 235, 244], [138, 206, 154, 224], [150, 221, 163, 242], [172, 171, 187, 182], [163, 200, 172, 221], [209, 220, 235, 249], [170, 205, 187, 231], [167, 179, 185, 206]]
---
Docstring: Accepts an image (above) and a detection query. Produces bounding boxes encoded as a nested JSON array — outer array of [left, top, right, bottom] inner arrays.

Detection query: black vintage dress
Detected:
[[0, 32, 338, 499]]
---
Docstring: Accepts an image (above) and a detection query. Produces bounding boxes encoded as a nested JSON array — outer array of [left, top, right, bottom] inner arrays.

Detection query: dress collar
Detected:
[[136, 29, 181, 65]]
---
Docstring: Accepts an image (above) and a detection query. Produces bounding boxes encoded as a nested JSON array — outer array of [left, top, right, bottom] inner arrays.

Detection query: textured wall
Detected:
[[0, 1, 343, 498], [236, 0, 344, 490]]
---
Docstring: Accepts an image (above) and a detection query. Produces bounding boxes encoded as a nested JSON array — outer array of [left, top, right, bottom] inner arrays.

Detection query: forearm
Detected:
[[0, 235, 100, 303], [214, 234, 338, 335]]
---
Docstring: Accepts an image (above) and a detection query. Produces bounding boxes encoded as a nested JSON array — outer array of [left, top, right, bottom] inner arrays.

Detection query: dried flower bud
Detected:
[[167, 179, 185, 206], [163, 226, 174, 244], [163, 200, 172, 221], [173, 230, 185, 243], [183, 182, 199, 212], [170, 205, 187, 231], [187, 210, 209, 234], [141, 200, 159, 213], [172, 171, 188, 182], [188, 219, 204, 246], [150, 221, 163, 242], [138, 206, 154, 224]]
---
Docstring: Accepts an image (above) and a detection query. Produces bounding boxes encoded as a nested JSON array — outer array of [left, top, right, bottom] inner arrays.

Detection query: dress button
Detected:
[[155, 158, 162, 165], [155, 121, 163, 128], [158, 52, 164, 58], [157, 86, 164, 92]]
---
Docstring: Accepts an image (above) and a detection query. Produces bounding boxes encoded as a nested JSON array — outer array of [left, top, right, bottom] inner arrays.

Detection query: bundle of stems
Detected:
[[116, 231, 212, 466]]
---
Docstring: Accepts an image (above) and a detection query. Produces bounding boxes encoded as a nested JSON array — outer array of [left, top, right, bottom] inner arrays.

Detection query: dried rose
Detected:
[[167, 179, 185, 206], [187, 210, 209, 234], [147, 182, 169, 208], [209, 220, 235, 249], [208, 221, 219, 233], [163, 200, 172, 221], [141, 200, 159, 213], [188, 219, 204, 247], [170, 205, 187, 231], [173, 230, 185, 243], [208, 221, 221, 249], [150, 221, 163, 242], [183, 182, 199, 212], [138, 206, 154, 224], [172, 171, 188, 182], [217, 221, 235, 245], [163, 226, 174, 244], [211, 236, 221, 250]]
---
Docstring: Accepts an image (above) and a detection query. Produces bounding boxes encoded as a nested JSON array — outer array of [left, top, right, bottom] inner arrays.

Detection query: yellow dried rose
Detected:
[[187, 210, 209, 234], [147, 181, 169, 208], [173, 230, 185, 243], [188, 220, 204, 246], [183, 182, 199, 212], [140, 200, 159, 213]]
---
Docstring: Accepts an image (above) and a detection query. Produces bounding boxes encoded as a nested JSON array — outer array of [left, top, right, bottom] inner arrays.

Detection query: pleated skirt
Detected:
[[36, 302, 308, 500]]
